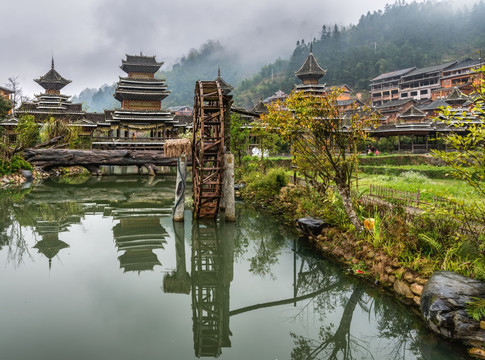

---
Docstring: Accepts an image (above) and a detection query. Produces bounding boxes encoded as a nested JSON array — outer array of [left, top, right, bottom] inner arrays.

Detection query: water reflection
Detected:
[[191, 219, 234, 357], [163, 221, 190, 294], [288, 244, 469, 360], [0, 179, 471, 360]]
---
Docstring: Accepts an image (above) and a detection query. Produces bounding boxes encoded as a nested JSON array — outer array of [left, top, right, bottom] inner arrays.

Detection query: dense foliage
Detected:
[[263, 89, 378, 230], [161, 41, 257, 107], [73, 1, 485, 110], [234, 0, 485, 107]]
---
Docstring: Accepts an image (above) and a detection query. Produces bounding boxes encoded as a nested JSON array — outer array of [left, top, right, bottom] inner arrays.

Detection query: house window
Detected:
[[420, 89, 428, 95], [401, 93, 408, 98], [410, 91, 418, 96]]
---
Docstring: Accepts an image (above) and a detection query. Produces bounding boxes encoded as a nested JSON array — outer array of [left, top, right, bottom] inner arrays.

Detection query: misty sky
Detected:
[[0, 0, 476, 98]]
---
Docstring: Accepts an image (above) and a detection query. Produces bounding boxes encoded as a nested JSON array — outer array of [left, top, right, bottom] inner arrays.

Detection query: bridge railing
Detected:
[[92, 136, 169, 142]]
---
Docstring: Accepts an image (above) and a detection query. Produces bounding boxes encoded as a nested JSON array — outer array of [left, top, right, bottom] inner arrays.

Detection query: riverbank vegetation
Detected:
[[237, 68, 485, 288], [0, 115, 86, 176]]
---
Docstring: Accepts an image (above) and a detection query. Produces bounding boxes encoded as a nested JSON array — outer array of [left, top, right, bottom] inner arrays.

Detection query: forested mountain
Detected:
[[74, 0, 485, 111], [160, 40, 258, 107], [72, 83, 118, 113], [234, 0, 485, 107], [72, 41, 258, 111]]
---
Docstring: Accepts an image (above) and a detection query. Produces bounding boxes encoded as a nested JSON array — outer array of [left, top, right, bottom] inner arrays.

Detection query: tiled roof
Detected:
[[445, 58, 482, 71], [398, 105, 426, 118], [446, 87, 469, 103], [402, 61, 457, 78], [375, 98, 414, 109], [419, 99, 449, 111], [121, 54, 163, 74], [34, 67, 71, 91], [295, 45, 326, 79], [251, 101, 268, 114], [0, 85, 13, 94], [370, 67, 416, 82], [215, 67, 233, 95]]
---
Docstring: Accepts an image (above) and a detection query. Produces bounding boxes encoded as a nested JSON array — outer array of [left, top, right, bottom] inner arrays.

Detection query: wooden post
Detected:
[[223, 153, 235, 222], [398, 135, 401, 152], [173, 155, 187, 222]]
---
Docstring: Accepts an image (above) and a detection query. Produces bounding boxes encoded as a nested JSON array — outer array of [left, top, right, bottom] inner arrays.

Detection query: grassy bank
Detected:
[[357, 172, 482, 205], [237, 159, 485, 285]]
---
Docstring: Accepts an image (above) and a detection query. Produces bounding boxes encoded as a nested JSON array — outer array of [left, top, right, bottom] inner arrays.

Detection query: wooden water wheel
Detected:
[[192, 81, 225, 218]]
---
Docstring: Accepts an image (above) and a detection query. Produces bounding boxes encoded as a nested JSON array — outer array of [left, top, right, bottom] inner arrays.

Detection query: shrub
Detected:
[[242, 167, 288, 203], [0, 154, 32, 175]]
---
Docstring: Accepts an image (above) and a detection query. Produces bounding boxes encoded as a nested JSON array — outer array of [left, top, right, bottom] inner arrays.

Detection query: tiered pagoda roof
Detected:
[[113, 217, 168, 273], [295, 43, 326, 85], [121, 54, 163, 74], [34, 58, 71, 92], [215, 67, 233, 95], [111, 53, 174, 126], [33, 233, 70, 270], [114, 77, 169, 102], [17, 58, 86, 121]]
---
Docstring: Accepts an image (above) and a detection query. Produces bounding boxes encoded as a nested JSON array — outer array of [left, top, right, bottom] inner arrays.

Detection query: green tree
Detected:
[[40, 117, 81, 148], [15, 115, 39, 149], [263, 89, 377, 231], [230, 113, 250, 165]]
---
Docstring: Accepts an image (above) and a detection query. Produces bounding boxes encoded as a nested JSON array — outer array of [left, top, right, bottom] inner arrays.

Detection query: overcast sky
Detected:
[[0, 0, 476, 98]]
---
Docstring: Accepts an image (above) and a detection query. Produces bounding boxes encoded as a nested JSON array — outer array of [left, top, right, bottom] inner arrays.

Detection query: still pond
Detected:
[[0, 176, 471, 359]]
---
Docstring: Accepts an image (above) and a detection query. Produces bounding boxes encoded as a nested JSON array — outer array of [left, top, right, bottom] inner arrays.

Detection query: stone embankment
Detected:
[[301, 220, 427, 307], [297, 217, 485, 359]]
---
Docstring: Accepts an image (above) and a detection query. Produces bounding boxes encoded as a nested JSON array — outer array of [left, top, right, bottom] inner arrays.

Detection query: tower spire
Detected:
[[51, 52, 54, 69], [310, 42, 313, 53]]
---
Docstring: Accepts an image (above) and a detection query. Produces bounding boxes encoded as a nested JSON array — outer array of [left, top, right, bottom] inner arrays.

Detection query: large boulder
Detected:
[[420, 271, 485, 346], [296, 218, 329, 237]]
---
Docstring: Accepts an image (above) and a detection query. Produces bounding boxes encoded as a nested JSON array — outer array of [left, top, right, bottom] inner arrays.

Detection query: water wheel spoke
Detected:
[[192, 80, 227, 218]]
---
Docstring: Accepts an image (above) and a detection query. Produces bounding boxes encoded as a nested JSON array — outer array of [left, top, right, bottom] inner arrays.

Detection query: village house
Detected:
[[370, 67, 415, 106]]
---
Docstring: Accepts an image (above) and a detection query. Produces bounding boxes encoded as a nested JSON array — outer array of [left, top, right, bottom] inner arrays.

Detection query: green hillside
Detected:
[[233, 0, 485, 107], [74, 0, 485, 111]]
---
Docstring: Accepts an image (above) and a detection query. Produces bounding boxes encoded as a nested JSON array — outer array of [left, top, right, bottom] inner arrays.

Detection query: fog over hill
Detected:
[[70, 0, 485, 110]]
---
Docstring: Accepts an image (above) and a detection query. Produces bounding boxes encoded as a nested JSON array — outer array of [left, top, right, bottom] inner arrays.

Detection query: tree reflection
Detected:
[[289, 245, 469, 360], [0, 188, 33, 266], [236, 206, 288, 278], [290, 285, 370, 360]]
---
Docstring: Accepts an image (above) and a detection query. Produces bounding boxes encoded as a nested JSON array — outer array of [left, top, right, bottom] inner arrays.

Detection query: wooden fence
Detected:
[[369, 184, 421, 208]]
